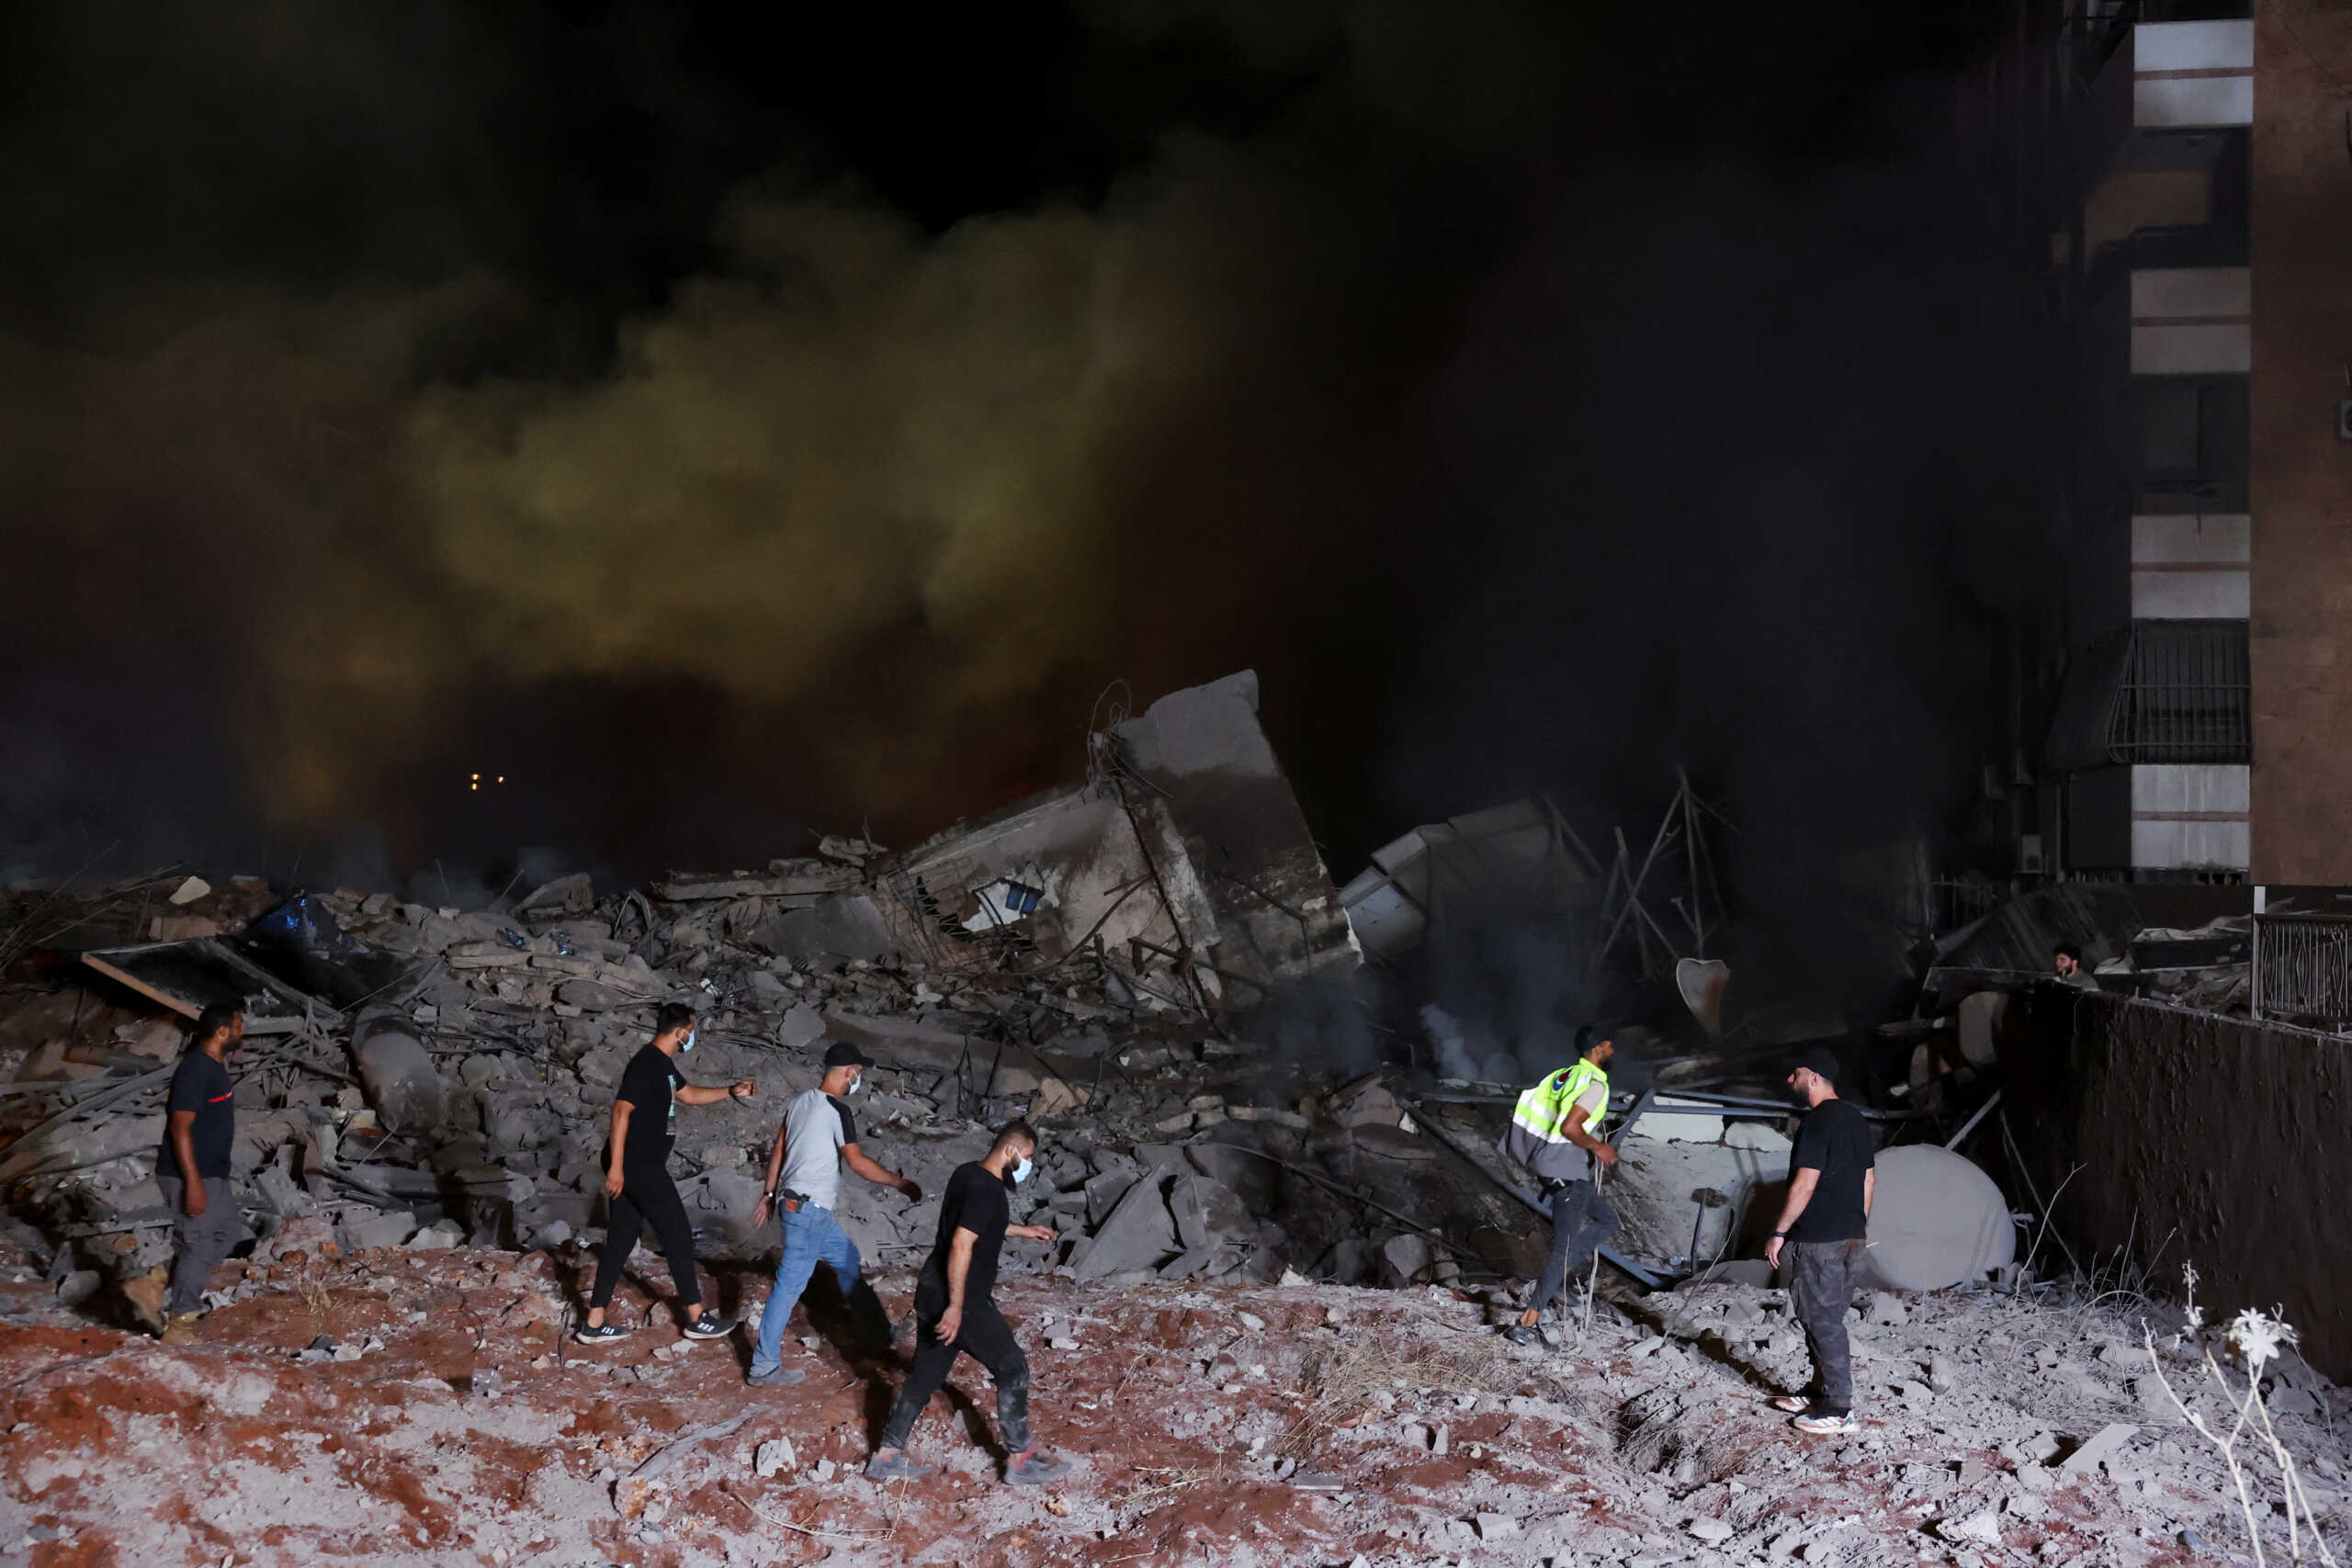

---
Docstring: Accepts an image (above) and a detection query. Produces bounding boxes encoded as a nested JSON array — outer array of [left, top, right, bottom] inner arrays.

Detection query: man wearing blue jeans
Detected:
[[746, 1042, 922, 1387]]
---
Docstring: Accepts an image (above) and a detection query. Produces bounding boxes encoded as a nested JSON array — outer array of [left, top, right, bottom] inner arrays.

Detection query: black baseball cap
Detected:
[[1785, 1046, 1840, 1084], [823, 1041, 876, 1069]]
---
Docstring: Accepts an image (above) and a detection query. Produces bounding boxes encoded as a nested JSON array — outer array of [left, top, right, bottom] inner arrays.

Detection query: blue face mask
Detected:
[[1009, 1156, 1033, 1186], [681, 1030, 697, 1053]]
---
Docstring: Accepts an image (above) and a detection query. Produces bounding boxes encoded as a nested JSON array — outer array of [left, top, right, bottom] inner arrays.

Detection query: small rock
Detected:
[[1473, 1513, 1518, 1540], [754, 1438, 796, 1479], [1238, 1311, 1265, 1332], [1432, 1424, 1450, 1457], [811, 1458, 835, 1484], [1049, 1337, 1080, 1351], [1689, 1517, 1736, 1543], [1936, 1510, 2003, 1545]]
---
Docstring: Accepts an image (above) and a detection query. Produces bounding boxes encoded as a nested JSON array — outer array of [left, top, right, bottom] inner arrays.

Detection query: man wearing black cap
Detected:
[[1764, 1047, 1876, 1435], [744, 1041, 922, 1387]]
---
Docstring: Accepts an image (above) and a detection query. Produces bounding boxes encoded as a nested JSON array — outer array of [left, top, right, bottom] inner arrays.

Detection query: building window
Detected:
[[2108, 619, 2250, 763], [2134, 378, 2248, 504]]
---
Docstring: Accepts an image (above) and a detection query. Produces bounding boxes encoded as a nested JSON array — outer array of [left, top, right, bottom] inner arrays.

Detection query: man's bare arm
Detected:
[[1765, 1168, 1821, 1269], [843, 1144, 920, 1199], [168, 1110, 205, 1215], [1862, 1166, 1875, 1218], [935, 1228, 978, 1343], [605, 1102, 632, 1196]]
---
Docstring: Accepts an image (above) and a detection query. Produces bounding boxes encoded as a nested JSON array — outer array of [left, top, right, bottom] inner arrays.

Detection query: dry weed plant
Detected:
[[1279, 1332, 1510, 1457], [2140, 1264, 2338, 1567], [297, 1263, 334, 1337]]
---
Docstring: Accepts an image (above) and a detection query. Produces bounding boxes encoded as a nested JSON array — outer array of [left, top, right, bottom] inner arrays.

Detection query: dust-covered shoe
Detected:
[[1502, 1325, 1543, 1346], [1004, 1449, 1072, 1486], [682, 1312, 738, 1341], [1792, 1410, 1860, 1436], [1770, 1394, 1813, 1414], [746, 1364, 806, 1388], [160, 1312, 201, 1347], [574, 1322, 629, 1344], [864, 1450, 933, 1483]]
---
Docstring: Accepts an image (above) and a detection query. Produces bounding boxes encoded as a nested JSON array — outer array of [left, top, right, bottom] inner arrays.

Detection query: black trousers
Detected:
[[590, 1164, 701, 1313], [1530, 1179, 1619, 1316], [1787, 1237, 1866, 1412], [877, 1282, 1030, 1453]]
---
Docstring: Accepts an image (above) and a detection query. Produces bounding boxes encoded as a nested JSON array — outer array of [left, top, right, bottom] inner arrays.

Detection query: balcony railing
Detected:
[[2253, 916, 2352, 1027]]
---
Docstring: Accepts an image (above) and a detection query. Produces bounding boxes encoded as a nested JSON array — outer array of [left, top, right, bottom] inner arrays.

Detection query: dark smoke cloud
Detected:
[[1, 0, 2047, 997]]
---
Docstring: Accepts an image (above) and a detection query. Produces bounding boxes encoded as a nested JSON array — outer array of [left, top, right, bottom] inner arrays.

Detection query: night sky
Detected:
[[2, 1, 2052, 979]]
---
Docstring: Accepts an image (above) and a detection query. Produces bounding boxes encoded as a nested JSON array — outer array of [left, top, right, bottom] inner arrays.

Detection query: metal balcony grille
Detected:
[[2107, 620, 2250, 763], [2254, 916, 2352, 1027]]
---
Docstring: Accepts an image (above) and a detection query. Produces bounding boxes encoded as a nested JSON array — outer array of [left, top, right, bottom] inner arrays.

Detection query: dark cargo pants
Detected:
[[1786, 1237, 1868, 1412], [158, 1175, 241, 1316], [877, 1281, 1031, 1454], [1530, 1179, 1619, 1317]]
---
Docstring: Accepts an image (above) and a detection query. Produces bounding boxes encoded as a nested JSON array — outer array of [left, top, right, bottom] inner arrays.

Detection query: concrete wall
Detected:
[[2250, 5, 2352, 883], [2131, 512, 2248, 618], [2061, 992, 2352, 1380]]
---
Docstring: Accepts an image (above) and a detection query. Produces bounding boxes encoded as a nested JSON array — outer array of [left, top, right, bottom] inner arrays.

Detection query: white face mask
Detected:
[[1009, 1156, 1033, 1186], [845, 1072, 864, 1096], [681, 1030, 697, 1053]]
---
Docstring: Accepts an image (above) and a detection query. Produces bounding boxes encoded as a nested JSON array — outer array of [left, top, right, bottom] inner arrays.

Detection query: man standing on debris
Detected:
[[742, 1041, 922, 1387], [578, 1002, 754, 1344], [1498, 1025, 1620, 1345], [150, 1003, 244, 1345], [1765, 1045, 1876, 1436], [2052, 942, 2098, 989], [865, 1120, 1069, 1486]]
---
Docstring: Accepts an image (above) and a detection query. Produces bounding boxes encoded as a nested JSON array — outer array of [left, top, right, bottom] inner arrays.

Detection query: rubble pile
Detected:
[[0, 1238, 2342, 1567]]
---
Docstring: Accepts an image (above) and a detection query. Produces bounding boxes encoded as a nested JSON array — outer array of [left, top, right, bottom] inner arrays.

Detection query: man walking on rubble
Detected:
[[1765, 1045, 1876, 1436], [578, 1002, 754, 1344], [1498, 1025, 1621, 1345], [148, 1003, 245, 1345], [865, 1120, 1069, 1486], [742, 1041, 923, 1387]]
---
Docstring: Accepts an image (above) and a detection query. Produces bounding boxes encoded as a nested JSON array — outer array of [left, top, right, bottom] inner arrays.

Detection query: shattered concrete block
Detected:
[[405, 1219, 464, 1251], [1473, 1513, 1516, 1540], [1083, 1169, 1139, 1227], [753, 1438, 796, 1479], [1382, 1233, 1430, 1286], [777, 1003, 826, 1052], [1074, 1172, 1177, 1282], [168, 876, 212, 906], [1689, 1517, 1736, 1543], [351, 1009, 450, 1136], [2058, 1424, 2136, 1475], [1030, 1077, 1090, 1118], [1935, 1510, 2003, 1545], [1169, 1175, 1252, 1253]]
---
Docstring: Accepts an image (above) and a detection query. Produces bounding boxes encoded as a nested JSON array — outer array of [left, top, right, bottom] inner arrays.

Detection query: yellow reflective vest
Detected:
[[1499, 1059, 1611, 1185]]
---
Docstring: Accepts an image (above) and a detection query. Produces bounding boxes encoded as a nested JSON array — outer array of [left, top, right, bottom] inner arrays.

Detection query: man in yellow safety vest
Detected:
[[1497, 1025, 1621, 1345]]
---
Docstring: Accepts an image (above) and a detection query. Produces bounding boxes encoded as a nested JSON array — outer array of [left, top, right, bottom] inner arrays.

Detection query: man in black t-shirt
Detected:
[[866, 1120, 1069, 1486], [151, 1003, 245, 1344], [1764, 1046, 1877, 1435], [578, 1002, 756, 1344]]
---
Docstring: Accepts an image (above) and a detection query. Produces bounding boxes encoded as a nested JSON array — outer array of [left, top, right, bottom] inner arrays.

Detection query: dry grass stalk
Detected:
[[1279, 1332, 1507, 1456]]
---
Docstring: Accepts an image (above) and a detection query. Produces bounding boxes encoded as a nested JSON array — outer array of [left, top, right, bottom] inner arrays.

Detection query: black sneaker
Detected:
[[1502, 1325, 1542, 1346], [682, 1311, 738, 1341], [575, 1322, 628, 1344]]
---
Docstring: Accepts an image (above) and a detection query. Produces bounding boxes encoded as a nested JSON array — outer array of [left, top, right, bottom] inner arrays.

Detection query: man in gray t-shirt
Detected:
[[745, 1042, 923, 1386]]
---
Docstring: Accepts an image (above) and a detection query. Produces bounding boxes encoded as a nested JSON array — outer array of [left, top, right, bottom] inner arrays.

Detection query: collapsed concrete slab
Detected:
[[1339, 797, 1593, 962], [747, 672, 1359, 1010]]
